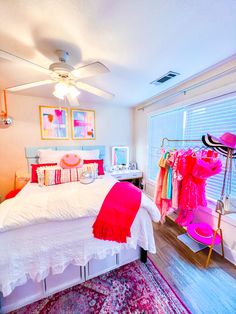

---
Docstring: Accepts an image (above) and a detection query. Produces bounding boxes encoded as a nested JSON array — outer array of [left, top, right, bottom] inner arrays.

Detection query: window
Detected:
[[148, 96, 236, 200], [148, 109, 183, 181]]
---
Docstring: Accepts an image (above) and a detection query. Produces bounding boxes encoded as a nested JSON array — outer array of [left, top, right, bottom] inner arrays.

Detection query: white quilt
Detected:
[[0, 175, 160, 232]]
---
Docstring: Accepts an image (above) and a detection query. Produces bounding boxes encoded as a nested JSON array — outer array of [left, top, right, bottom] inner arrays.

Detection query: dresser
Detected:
[[110, 170, 143, 188]]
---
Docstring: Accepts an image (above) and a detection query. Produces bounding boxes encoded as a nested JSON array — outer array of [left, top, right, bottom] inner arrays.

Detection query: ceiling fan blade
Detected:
[[0, 49, 52, 75], [6, 80, 54, 92], [72, 62, 110, 79], [75, 82, 114, 99]]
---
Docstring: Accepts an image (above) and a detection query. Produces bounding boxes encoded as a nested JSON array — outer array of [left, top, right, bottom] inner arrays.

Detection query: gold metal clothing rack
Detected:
[[160, 136, 225, 267]]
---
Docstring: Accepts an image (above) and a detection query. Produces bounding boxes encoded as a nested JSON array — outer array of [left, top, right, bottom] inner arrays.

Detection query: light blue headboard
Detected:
[[25, 145, 106, 170]]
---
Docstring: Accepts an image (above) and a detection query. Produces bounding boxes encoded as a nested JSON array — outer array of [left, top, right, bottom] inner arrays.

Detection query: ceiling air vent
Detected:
[[150, 71, 180, 85]]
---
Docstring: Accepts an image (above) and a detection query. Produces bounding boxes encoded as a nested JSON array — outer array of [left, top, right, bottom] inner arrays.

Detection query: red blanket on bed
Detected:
[[92, 182, 142, 243]]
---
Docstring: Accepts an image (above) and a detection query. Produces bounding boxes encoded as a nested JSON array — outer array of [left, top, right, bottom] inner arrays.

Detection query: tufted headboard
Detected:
[[25, 145, 106, 171]]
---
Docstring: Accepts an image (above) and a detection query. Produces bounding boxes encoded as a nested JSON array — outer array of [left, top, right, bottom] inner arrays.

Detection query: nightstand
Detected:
[[110, 170, 143, 188], [15, 169, 30, 189]]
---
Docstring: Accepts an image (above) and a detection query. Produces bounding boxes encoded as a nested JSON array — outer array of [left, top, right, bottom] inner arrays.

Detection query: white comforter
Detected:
[[0, 175, 160, 297], [0, 175, 160, 232]]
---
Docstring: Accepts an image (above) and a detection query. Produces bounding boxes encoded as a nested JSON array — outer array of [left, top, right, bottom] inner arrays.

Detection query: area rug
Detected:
[[11, 258, 190, 314]]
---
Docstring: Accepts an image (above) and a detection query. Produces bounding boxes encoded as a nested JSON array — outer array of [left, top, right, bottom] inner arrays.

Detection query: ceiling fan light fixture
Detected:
[[53, 82, 80, 100], [69, 85, 80, 99], [53, 82, 69, 99], [52, 90, 65, 100], [55, 82, 69, 95]]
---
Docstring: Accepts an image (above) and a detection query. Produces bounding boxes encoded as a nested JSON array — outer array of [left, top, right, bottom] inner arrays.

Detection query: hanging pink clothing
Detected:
[[178, 153, 198, 210], [171, 151, 183, 209], [192, 158, 222, 206], [155, 148, 222, 226], [178, 152, 222, 211]]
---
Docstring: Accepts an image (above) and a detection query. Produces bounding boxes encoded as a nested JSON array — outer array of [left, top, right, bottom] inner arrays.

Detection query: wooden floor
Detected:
[[150, 219, 236, 314]]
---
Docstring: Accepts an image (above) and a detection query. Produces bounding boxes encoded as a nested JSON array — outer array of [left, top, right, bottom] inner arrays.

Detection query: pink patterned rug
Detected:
[[12, 258, 189, 314]]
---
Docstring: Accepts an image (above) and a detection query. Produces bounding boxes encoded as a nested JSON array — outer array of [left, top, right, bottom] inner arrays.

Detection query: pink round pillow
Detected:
[[60, 153, 84, 169]]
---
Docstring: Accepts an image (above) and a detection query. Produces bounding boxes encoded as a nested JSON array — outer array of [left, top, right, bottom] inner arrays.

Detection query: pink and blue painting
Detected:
[[71, 109, 95, 140], [39, 106, 69, 139]]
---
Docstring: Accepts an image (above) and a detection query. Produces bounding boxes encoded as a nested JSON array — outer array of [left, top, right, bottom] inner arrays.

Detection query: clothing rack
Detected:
[[160, 136, 224, 267], [161, 137, 201, 148]]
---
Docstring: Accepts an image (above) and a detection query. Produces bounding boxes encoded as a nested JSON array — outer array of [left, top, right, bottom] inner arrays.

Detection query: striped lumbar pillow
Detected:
[[36, 165, 61, 187], [39, 163, 98, 186]]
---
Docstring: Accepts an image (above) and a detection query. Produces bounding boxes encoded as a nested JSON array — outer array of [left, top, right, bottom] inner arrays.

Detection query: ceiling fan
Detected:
[[0, 49, 114, 100]]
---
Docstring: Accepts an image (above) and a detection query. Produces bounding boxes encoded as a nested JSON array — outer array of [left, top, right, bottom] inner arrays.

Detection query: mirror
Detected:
[[112, 146, 129, 166]]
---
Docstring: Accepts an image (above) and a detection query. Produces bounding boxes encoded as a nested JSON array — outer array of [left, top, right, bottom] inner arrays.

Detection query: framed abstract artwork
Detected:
[[71, 109, 95, 140], [39, 106, 69, 140]]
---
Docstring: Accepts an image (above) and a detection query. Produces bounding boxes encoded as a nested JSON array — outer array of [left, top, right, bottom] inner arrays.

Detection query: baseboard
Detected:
[[214, 244, 236, 266]]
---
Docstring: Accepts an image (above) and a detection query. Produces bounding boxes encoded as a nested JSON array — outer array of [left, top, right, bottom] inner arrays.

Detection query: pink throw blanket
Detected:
[[92, 182, 142, 243]]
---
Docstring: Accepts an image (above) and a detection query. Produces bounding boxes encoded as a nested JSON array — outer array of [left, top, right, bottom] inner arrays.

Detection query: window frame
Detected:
[[147, 93, 236, 201]]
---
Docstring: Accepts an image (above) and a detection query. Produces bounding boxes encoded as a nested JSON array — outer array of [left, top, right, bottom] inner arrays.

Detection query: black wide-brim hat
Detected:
[[202, 134, 236, 158]]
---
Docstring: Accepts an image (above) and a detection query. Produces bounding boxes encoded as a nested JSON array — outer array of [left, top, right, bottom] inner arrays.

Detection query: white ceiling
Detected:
[[0, 0, 236, 107]]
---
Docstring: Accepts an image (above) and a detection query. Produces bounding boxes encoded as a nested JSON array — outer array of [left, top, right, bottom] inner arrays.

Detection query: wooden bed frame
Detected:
[[0, 145, 148, 313]]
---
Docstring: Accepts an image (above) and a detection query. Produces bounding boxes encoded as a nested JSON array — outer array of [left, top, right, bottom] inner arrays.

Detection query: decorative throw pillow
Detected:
[[60, 153, 84, 169], [42, 163, 98, 186], [36, 165, 62, 186], [31, 163, 57, 183], [80, 163, 98, 179], [44, 168, 79, 186], [83, 159, 104, 175]]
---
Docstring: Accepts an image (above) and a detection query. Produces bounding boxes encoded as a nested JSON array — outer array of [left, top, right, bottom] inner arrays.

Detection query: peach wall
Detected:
[[0, 94, 133, 199]]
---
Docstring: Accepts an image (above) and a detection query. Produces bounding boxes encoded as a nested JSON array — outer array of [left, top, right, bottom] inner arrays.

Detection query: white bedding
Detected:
[[0, 174, 160, 297], [0, 175, 159, 232]]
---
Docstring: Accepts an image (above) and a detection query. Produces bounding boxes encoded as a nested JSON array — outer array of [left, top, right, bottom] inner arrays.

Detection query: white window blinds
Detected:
[[148, 96, 236, 200], [184, 97, 236, 200], [148, 109, 183, 181]]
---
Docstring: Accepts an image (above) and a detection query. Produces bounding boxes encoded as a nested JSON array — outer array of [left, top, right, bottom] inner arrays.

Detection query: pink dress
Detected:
[[179, 152, 222, 210], [171, 151, 183, 209], [178, 153, 198, 210]]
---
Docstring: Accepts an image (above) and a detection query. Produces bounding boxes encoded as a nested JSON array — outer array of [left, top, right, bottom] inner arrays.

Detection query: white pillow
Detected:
[[36, 165, 62, 187], [79, 149, 100, 160], [37, 149, 53, 163], [38, 149, 100, 164], [38, 150, 64, 164]]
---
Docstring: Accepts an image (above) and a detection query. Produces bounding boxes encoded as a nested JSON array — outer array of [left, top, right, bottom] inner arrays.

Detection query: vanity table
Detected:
[[110, 169, 143, 188], [110, 146, 142, 188]]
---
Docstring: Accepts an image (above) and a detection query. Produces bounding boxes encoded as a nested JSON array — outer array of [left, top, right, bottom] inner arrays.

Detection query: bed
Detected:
[[0, 146, 160, 313]]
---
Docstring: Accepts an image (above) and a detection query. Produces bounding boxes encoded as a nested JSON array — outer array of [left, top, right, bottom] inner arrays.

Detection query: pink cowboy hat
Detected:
[[209, 132, 236, 149], [187, 222, 221, 246], [202, 132, 236, 158]]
